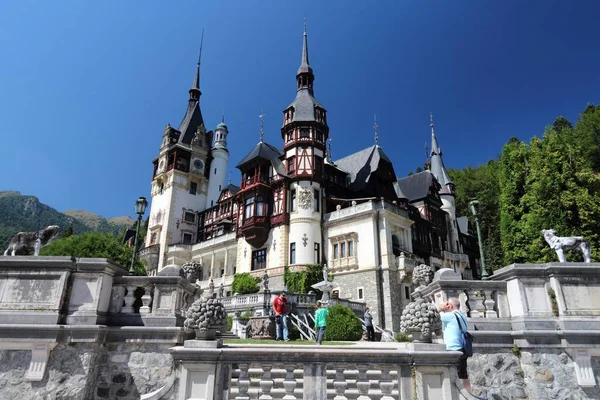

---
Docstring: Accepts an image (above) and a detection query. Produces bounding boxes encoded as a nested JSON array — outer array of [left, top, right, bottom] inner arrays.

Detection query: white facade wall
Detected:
[[206, 148, 228, 209], [288, 181, 322, 265], [440, 194, 460, 253], [325, 211, 377, 272]]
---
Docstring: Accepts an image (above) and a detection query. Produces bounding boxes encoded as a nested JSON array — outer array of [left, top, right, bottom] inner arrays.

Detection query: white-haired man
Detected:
[[438, 297, 472, 392]]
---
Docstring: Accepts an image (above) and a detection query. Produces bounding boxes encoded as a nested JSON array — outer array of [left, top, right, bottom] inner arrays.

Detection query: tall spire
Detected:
[[259, 110, 265, 143], [296, 18, 314, 92], [373, 114, 379, 146], [428, 112, 454, 194], [189, 29, 204, 101]]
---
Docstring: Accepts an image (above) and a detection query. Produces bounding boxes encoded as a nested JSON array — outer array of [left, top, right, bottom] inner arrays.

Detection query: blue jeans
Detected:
[[276, 314, 288, 340], [316, 326, 326, 344]]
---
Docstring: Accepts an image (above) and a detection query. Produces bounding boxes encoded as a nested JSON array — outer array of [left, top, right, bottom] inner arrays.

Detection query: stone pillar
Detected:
[[210, 253, 215, 278], [303, 363, 327, 399], [224, 249, 229, 276]]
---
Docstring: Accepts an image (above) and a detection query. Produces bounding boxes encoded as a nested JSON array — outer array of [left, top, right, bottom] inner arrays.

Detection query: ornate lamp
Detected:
[[130, 197, 148, 273]]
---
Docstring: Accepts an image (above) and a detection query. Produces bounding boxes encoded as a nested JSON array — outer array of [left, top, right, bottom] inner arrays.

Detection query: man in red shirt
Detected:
[[272, 291, 289, 341]]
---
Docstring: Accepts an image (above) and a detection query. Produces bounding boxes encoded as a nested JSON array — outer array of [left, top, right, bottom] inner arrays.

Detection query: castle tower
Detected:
[[281, 23, 329, 265], [429, 113, 460, 253], [142, 44, 214, 274], [206, 115, 230, 208]]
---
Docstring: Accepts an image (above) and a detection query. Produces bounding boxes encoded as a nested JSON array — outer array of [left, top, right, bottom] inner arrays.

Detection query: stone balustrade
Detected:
[[171, 342, 463, 399]]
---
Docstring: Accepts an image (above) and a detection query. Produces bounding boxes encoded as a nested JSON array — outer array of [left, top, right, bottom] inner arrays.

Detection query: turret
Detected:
[[206, 115, 230, 208]]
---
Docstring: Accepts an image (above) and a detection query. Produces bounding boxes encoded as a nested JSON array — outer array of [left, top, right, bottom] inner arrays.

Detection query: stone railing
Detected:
[[171, 342, 463, 399], [190, 231, 236, 251], [109, 275, 200, 327]]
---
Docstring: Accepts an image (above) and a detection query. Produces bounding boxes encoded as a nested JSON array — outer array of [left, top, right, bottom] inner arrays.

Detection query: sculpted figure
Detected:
[[3, 225, 60, 256], [261, 272, 269, 292], [542, 229, 592, 263]]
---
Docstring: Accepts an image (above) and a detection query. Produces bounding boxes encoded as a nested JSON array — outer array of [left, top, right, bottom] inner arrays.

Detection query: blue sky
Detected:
[[1, 0, 600, 218]]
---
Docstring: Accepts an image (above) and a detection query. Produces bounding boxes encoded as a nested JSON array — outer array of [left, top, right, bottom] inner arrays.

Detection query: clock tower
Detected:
[[142, 53, 214, 274], [281, 24, 328, 266]]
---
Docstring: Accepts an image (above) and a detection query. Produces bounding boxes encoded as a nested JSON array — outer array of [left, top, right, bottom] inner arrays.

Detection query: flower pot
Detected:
[[410, 328, 432, 343]]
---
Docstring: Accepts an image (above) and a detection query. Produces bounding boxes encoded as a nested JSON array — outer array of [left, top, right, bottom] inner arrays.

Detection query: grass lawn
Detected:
[[223, 339, 355, 346]]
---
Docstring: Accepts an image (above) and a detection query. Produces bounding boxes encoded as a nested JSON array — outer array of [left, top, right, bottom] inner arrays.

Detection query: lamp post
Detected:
[[469, 200, 489, 280], [130, 196, 148, 274]]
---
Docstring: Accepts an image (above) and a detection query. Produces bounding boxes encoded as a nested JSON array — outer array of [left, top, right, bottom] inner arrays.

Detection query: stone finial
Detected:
[[183, 297, 228, 340], [412, 264, 434, 288], [399, 296, 442, 342], [181, 260, 203, 283]]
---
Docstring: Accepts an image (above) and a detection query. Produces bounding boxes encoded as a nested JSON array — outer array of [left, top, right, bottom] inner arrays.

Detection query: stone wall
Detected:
[[468, 349, 600, 400], [0, 343, 176, 400]]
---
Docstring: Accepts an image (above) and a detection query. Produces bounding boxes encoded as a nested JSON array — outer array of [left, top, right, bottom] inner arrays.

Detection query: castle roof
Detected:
[[236, 141, 286, 176], [334, 145, 393, 190]]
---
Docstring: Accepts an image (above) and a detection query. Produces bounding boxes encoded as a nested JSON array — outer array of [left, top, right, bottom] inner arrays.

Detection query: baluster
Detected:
[[483, 290, 498, 318], [282, 364, 297, 400], [333, 366, 348, 400], [259, 365, 273, 399], [121, 286, 136, 313], [235, 363, 250, 400], [378, 366, 394, 400], [109, 285, 126, 313], [140, 285, 153, 315], [467, 289, 485, 318], [459, 291, 469, 315], [356, 364, 371, 400]]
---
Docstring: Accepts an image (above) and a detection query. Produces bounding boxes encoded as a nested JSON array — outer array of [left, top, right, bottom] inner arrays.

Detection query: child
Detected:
[[314, 300, 329, 345]]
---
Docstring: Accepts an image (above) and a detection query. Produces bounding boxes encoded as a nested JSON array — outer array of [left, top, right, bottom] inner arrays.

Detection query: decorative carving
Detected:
[[183, 296, 228, 340], [298, 187, 312, 210], [181, 260, 202, 283], [399, 294, 442, 343], [302, 233, 308, 247], [3, 225, 60, 256], [218, 282, 224, 299], [412, 264, 434, 288], [244, 247, 247, 258], [208, 277, 215, 298], [542, 229, 592, 263], [272, 239, 277, 251], [248, 316, 275, 339]]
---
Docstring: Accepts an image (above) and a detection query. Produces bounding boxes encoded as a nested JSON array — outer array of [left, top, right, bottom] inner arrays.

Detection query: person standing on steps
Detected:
[[438, 297, 472, 392], [314, 300, 329, 345], [364, 307, 375, 341], [272, 291, 289, 341]]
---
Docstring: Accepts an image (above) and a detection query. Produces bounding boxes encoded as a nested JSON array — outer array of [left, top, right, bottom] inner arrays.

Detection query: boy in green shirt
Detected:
[[314, 300, 329, 345]]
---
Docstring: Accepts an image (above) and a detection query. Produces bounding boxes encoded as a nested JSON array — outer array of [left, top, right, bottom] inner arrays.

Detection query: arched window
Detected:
[[392, 235, 401, 256]]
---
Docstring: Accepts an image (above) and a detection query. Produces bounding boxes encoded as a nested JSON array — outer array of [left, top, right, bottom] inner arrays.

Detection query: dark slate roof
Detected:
[[395, 171, 437, 202], [236, 141, 286, 176], [177, 100, 205, 144], [286, 89, 324, 122], [223, 184, 240, 195], [334, 145, 393, 190]]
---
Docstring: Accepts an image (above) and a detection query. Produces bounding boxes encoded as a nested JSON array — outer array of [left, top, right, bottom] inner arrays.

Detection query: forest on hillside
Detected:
[[449, 104, 600, 270]]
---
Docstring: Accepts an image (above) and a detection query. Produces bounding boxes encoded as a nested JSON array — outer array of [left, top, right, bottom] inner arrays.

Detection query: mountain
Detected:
[[0, 191, 130, 250]]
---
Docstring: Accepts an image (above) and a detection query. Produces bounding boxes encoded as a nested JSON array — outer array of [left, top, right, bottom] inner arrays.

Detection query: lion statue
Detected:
[[3, 225, 61, 256], [541, 229, 591, 263]]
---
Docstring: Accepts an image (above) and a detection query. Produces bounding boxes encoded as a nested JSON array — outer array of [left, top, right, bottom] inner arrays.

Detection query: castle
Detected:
[[139, 26, 480, 330]]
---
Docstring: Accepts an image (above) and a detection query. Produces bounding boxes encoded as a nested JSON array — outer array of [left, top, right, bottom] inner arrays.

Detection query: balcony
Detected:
[[238, 216, 271, 248]]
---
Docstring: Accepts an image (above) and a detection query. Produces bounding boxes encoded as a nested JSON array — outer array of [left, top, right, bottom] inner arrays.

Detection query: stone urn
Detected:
[[181, 260, 203, 283], [183, 296, 228, 340], [399, 296, 442, 343], [412, 264, 434, 289]]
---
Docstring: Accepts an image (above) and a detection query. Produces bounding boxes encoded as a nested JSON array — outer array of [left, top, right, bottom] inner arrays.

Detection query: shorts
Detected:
[[457, 351, 469, 379]]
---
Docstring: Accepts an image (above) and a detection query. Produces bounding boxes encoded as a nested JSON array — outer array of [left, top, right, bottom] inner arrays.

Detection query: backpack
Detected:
[[454, 312, 474, 357]]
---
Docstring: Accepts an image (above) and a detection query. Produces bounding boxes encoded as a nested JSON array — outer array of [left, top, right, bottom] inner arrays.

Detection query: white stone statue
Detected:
[[3, 225, 61, 256], [542, 229, 592, 263]]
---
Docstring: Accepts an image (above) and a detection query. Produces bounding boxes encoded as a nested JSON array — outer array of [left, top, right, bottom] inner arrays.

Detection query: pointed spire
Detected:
[[296, 18, 314, 91], [373, 114, 379, 146], [325, 137, 334, 165], [428, 112, 454, 193], [258, 110, 265, 143], [221, 114, 225, 124], [189, 29, 204, 101]]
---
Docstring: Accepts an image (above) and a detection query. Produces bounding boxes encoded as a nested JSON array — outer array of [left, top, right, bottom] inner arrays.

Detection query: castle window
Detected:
[[214, 168, 217, 175], [159, 183, 164, 195], [290, 243, 296, 265], [392, 235, 401, 256], [340, 242, 346, 258], [251, 249, 267, 271], [300, 128, 309, 139], [245, 197, 255, 219], [314, 242, 320, 264], [256, 195, 266, 216], [184, 212, 196, 224], [190, 182, 197, 195], [333, 243, 339, 259], [291, 189, 297, 212], [313, 189, 319, 212], [288, 157, 295, 173], [357, 287, 364, 300], [183, 233, 193, 244], [150, 232, 157, 244], [348, 241, 354, 257]]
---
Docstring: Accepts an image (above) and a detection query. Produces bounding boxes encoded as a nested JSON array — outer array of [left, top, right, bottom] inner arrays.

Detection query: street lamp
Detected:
[[130, 196, 148, 274], [469, 199, 489, 280]]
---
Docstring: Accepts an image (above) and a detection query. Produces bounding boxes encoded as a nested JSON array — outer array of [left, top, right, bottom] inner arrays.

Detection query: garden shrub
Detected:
[[395, 332, 411, 342], [227, 315, 233, 331], [323, 305, 363, 341], [232, 273, 260, 295], [284, 264, 330, 295]]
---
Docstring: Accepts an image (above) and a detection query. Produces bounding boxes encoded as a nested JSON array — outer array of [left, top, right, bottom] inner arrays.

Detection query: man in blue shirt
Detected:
[[438, 297, 472, 392]]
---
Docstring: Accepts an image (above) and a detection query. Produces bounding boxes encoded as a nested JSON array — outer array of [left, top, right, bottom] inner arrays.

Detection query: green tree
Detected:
[[61, 224, 74, 238], [284, 264, 328, 295], [231, 273, 260, 294], [41, 232, 146, 275]]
